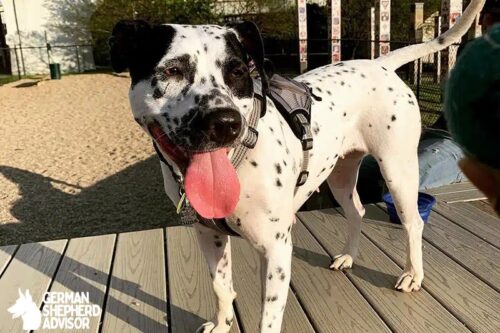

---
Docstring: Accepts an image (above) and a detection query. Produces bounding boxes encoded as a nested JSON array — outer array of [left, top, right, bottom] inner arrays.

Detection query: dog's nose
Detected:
[[203, 109, 242, 145]]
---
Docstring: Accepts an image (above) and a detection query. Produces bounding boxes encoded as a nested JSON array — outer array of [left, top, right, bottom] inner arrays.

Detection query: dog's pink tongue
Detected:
[[185, 149, 240, 219]]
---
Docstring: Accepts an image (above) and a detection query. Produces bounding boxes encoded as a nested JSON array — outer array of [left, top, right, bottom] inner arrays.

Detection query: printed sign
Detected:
[[331, 0, 341, 62], [371, 7, 376, 59], [440, 0, 462, 78], [379, 0, 391, 55], [298, 0, 308, 71]]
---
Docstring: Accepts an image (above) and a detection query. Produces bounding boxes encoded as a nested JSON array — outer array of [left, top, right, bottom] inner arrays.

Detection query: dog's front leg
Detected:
[[195, 224, 236, 333], [258, 233, 293, 332]]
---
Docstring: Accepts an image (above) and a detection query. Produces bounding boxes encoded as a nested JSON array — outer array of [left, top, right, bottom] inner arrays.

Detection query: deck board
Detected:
[[433, 201, 500, 248], [0, 183, 498, 333], [298, 209, 470, 333], [167, 226, 240, 333], [421, 208, 500, 291], [425, 183, 486, 203], [290, 220, 390, 333], [101, 229, 168, 333], [425, 182, 476, 195], [434, 189, 486, 203], [0, 245, 18, 276], [377, 203, 500, 291], [231, 237, 315, 333], [0, 240, 67, 333], [37, 234, 116, 333], [361, 206, 500, 333], [466, 200, 498, 217]]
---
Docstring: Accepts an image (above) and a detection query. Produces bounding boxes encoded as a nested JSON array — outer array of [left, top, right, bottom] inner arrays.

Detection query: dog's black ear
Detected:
[[228, 21, 269, 115], [109, 20, 152, 73], [228, 22, 265, 76], [228, 21, 268, 86]]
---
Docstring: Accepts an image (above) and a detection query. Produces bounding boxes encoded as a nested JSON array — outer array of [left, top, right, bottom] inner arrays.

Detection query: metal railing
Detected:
[[0, 38, 462, 127], [0, 43, 93, 81]]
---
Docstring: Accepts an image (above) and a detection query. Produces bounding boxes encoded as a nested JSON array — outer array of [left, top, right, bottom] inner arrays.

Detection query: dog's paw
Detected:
[[395, 272, 423, 292], [196, 322, 215, 333], [329, 254, 353, 271]]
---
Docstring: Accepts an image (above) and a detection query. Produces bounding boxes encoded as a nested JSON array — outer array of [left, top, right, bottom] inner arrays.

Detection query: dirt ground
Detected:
[[0, 73, 178, 246]]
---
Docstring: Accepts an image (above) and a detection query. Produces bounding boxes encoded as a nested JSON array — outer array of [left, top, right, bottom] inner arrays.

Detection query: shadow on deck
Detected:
[[0, 156, 180, 246], [0, 183, 498, 332]]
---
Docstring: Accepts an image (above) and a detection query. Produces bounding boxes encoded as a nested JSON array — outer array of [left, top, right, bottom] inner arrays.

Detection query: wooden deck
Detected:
[[0, 183, 498, 333]]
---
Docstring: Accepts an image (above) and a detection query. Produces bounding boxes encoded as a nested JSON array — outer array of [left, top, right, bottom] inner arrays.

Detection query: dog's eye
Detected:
[[165, 67, 182, 77], [231, 65, 246, 77]]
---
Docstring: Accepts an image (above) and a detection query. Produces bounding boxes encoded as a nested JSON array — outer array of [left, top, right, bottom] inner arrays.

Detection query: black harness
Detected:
[[153, 74, 317, 236]]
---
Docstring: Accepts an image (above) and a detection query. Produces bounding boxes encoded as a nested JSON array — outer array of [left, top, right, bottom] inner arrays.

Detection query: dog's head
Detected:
[[110, 20, 266, 159], [110, 21, 266, 219]]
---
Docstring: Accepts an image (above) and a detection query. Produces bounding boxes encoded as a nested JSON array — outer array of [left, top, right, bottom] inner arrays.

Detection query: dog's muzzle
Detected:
[[198, 108, 243, 146]]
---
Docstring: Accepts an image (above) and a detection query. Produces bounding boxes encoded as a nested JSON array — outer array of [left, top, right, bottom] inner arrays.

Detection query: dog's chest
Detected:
[[233, 63, 375, 213]]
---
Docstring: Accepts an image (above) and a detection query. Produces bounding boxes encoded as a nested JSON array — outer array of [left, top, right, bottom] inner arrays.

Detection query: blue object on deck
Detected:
[[383, 192, 436, 224]]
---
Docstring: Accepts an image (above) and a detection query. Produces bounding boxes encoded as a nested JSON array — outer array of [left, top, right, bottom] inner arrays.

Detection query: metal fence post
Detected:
[[434, 16, 442, 83], [13, 46, 21, 80], [46, 43, 50, 65], [75, 45, 81, 72], [12, 0, 26, 76], [416, 58, 421, 101]]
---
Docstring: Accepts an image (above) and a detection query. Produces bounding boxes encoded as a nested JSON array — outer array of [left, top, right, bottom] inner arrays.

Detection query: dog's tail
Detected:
[[377, 0, 485, 71]]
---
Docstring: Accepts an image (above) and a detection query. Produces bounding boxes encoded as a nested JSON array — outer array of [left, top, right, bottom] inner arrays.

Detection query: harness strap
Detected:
[[198, 217, 241, 236], [230, 96, 261, 169], [152, 75, 315, 236], [294, 113, 313, 191]]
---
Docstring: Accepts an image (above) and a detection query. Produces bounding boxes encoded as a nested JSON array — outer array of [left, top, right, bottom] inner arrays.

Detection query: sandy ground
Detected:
[[0, 73, 178, 245]]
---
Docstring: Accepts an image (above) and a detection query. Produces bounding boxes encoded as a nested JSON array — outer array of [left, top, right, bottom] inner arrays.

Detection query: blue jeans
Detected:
[[357, 137, 465, 202], [418, 137, 465, 189]]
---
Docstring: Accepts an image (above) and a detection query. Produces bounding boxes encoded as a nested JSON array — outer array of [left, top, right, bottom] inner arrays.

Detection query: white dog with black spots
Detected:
[[110, 1, 484, 331]]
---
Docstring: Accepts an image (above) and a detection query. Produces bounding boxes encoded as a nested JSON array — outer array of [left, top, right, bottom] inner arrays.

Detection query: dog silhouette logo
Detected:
[[7, 289, 42, 330]]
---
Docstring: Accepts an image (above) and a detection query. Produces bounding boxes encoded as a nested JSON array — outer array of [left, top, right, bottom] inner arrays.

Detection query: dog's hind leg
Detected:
[[377, 153, 424, 292], [194, 224, 236, 333], [326, 151, 366, 270]]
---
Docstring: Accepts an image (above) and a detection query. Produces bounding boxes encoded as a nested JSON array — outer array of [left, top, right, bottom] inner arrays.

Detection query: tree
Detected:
[[166, 0, 221, 24], [44, 0, 97, 44], [222, 0, 297, 39], [88, 0, 221, 65], [45, 0, 445, 67]]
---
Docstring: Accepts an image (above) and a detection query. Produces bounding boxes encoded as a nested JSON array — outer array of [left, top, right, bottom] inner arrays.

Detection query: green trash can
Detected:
[[49, 63, 61, 80]]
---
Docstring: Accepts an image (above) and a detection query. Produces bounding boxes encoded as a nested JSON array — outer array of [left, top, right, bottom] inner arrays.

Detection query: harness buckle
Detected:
[[296, 171, 309, 187], [301, 135, 314, 151], [293, 113, 314, 151]]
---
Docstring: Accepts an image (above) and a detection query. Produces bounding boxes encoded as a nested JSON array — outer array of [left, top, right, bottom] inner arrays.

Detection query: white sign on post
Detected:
[[331, 0, 341, 63], [379, 0, 391, 56], [371, 7, 376, 59], [440, 0, 462, 78], [298, 0, 308, 73]]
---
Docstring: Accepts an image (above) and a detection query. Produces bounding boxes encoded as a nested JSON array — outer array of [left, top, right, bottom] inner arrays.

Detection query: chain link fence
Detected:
[[0, 43, 94, 84]]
